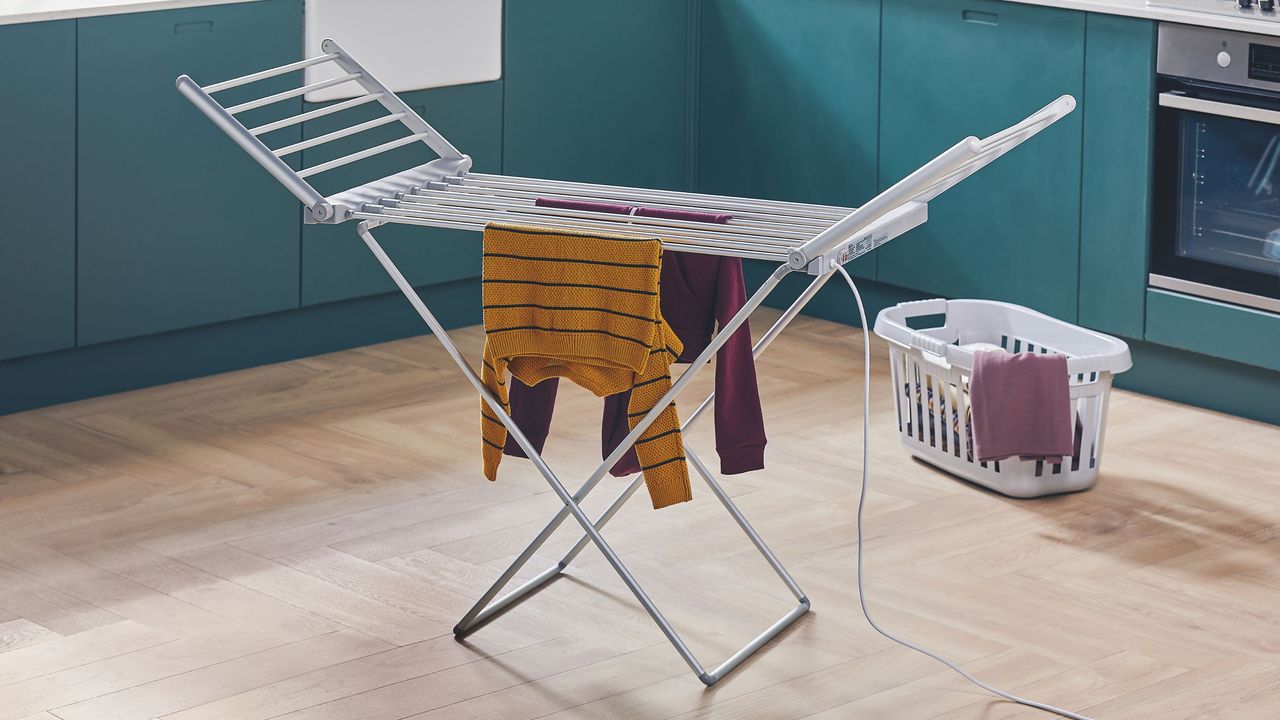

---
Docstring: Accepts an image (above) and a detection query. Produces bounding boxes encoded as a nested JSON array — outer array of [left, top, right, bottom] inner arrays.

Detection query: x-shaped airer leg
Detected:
[[358, 221, 827, 685]]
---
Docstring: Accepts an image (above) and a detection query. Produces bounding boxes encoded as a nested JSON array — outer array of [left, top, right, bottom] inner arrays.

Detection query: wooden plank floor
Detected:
[[1, 308, 1278, 720]]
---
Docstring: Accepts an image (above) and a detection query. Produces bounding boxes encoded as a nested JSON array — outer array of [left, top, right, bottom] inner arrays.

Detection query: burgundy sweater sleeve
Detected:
[[503, 377, 558, 459], [714, 258, 767, 474]]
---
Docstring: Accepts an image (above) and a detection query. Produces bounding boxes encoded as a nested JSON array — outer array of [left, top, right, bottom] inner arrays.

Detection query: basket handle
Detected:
[[872, 298, 951, 355], [911, 334, 951, 358], [894, 298, 949, 318], [874, 299, 985, 371]]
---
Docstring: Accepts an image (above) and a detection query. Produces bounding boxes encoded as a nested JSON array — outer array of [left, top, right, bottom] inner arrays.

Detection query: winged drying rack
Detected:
[[177, 38, 1077, 687]]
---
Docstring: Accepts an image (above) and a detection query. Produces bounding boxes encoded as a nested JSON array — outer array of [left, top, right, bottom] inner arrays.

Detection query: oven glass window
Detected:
[[1178, 112, 1280, 275]]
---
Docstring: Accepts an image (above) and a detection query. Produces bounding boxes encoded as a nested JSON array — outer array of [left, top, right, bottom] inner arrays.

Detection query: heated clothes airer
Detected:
[[176, 40, 1095, 718]]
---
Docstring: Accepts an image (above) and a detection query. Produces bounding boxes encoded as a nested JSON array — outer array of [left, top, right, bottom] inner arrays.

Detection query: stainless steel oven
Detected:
[[1154, 23, 1280, 313]]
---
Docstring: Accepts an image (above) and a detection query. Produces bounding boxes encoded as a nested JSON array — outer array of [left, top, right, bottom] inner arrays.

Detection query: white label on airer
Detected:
[[837, 232, 891, 265]]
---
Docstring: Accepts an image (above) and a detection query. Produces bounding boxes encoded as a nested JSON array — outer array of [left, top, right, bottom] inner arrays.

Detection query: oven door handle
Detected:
[[1159, 92, 1280, 126]]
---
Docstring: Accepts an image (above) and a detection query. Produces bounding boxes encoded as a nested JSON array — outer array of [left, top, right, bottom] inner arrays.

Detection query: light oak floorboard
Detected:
[[0, 309, 1275, 719]]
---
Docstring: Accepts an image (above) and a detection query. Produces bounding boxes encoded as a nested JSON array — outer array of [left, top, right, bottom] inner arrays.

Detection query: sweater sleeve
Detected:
[[713, 258, 766, 474], [503, 377, 558, 459]]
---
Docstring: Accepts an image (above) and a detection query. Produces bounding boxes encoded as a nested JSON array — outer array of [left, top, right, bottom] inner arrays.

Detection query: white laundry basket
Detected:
[[873, 299, 1132, 498]]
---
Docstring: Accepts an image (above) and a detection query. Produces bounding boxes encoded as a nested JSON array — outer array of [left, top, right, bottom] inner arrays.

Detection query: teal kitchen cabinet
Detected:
[[0, 21, 76, 361], [698, 0, 881, 277], [1079, 14, 1156, 338], [878, 0, 1085, 321], [697, 1, 881, 201], [299, 82, 504, 306], [1146, 290, 1280, 373], [504, 0, 692, 190], [77, 1, 304, 346]]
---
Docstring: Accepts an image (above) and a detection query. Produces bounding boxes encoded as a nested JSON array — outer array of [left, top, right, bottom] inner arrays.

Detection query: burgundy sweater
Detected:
[[503, 251, 767, 476]]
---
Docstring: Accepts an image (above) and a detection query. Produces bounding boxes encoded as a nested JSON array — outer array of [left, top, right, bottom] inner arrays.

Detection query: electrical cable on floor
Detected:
[[833, 264, 1096, 720]]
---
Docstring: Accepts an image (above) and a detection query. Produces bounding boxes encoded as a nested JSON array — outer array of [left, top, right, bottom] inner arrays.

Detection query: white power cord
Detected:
[[833, 264, 1096, 720]]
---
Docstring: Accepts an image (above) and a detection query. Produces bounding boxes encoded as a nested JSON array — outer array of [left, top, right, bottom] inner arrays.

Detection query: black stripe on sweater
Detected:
[[480, 360, 506, 385], [486, 325, 651, 348], [628, 402, 675, 418], [635, 428, 681, 445], [640, 456, 687, 471], [483, 304, 660, 324], [483, 279, 656, 296], [482, 438, 505, 450], [488, 225, 660, 244], [631, 374, 671, 389], [483, 252, 658, 269]]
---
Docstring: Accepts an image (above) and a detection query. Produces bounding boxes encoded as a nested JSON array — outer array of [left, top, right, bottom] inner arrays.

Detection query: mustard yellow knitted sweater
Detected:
[[479, 223, 691, 509]]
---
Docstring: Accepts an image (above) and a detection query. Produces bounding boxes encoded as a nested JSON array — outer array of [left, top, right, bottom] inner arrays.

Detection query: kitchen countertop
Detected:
[[1008, 0, 1280, 35], [0, 0, 261, 26], [4, 0, 1280, 38]]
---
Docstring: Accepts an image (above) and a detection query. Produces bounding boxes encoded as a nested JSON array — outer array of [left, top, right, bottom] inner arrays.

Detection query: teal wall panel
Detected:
[[0, 21, 76, 361], [878, 0, 1085, 321], [300, 82, 503, 306], [1145, 290, 1280, 373], [1079, 13, 1155, 337], [503, 0, 691, 190], [697, 0, 880, 278], [77, 1, 304, 345]]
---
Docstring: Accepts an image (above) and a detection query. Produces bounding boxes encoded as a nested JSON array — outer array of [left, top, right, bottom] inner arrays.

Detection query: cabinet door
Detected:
[[300, 82, 503, 306], [698, 0, 880, 201], [1079, 14, 1155, 338], [698, 0, 881, 277], [504, 0, 691, 190], [0, 21, 76, 361], [77, 1, 304, 346], [879, 0, 1085, 321]]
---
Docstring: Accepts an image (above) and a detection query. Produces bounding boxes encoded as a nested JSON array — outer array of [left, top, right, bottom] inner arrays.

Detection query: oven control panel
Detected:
[[1158, 22, 1280, 90], [1249, 42, 1280, 81]]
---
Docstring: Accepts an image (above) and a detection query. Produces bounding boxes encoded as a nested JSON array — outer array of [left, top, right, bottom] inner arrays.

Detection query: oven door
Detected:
[[1153, 79, 1280, 312]]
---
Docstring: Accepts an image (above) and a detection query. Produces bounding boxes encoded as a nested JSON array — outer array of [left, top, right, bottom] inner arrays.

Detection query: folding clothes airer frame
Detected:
[[177, 40, 1076, 686]]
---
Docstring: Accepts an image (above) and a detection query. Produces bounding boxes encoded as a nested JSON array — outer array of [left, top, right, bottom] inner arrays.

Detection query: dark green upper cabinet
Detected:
[[299, 82, 503, 306], [504, 0, 692, 190], [0, 21, 76, 361], [878, 0, 1085, 321], [1079, 14, 1156, 338], [77, 1, 304, 346], [698, 0, 881, 277]]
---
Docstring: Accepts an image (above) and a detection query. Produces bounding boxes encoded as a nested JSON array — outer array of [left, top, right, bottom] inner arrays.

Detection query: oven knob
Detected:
[[1264, 0, 1276, 10], [1241, 0, 1254, 8], [1218, 50, 1233, 68]]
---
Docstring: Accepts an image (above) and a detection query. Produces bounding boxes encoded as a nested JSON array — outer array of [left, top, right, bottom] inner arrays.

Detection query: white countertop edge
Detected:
[[982, 0, 1280, 37], [0, 0, 264, 26], [5, 0, 1280, 39]]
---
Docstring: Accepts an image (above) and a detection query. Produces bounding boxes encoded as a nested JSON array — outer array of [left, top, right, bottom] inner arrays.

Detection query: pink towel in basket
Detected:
[[970, 350, 1073, 464]]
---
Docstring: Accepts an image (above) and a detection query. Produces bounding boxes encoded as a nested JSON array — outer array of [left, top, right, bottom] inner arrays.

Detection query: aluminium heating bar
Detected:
[[387, 192, 824, 239], [418, 183, 841, 227]]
